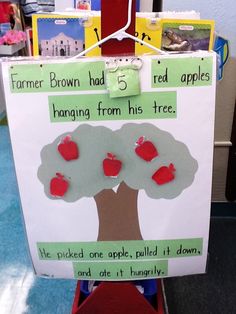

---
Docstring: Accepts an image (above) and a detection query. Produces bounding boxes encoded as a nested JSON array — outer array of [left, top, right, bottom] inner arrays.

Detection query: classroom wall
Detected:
[[164, 0, 236, 201]]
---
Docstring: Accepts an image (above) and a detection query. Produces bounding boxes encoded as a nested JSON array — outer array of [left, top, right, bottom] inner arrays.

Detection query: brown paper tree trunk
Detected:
[[94, 182, 143, 241]]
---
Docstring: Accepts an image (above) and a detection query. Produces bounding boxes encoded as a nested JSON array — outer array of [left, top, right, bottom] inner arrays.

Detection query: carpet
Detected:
[[164, 217, 236, 314]]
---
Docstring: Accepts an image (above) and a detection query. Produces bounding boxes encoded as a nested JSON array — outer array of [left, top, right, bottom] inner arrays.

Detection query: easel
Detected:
[[71, 1, 165, 313]]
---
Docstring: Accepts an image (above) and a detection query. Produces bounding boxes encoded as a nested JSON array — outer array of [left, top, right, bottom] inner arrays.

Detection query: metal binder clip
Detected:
[[131, 57, 143, 70], [106, 59, 119, 72]]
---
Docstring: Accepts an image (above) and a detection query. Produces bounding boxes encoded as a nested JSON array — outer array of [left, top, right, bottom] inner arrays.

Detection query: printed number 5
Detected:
[[118, 75, 127, 91]]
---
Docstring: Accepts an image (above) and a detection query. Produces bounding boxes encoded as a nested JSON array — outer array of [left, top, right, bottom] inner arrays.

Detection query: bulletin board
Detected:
[[2, 51, 216, 280]]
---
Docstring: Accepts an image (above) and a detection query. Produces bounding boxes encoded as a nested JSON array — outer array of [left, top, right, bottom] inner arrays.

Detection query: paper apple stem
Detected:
[[50, 173, 69, 197], [136, 136, 145, 146], [103, 153, 122, 177], [63, 135, 71, 143], [58, 135, 79, 161], [107, 153, 116, 160]]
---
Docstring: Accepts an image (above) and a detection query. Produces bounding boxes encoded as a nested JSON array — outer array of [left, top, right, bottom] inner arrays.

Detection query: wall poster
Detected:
[[2, 52, 216, 280]]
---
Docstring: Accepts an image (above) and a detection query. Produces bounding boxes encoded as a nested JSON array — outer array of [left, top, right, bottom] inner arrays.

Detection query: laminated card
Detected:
[[2, 52, 216, 280]]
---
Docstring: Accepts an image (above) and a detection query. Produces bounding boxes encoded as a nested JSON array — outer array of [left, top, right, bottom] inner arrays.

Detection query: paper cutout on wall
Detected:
[[50, 173, 69, 197], [135, 136, 158, 162], [38, 123, 198, 241], [58, 135, 79, 161], [152, 164, 176, 185], [103, 153, 122, 178]]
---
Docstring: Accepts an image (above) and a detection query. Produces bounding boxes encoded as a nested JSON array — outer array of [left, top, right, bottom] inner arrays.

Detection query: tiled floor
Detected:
[[0, 126, 77, 314]]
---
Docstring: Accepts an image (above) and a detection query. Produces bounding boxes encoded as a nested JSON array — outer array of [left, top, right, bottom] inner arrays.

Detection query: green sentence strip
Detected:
[[9, 61, 105, 92], [73, 260, 168, 280], [152, 56, 213, 88], [49, 92, 177, 122], [37, 238, 203, 261]]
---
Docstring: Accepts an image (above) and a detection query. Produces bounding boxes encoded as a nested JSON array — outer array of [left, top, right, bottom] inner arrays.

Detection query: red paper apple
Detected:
[[58, 135, 79, 161], [50, 173, 69, 197], [103, 153, 122, 177], [152, 163, 176, 185], [135, 136, 158, 162]]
